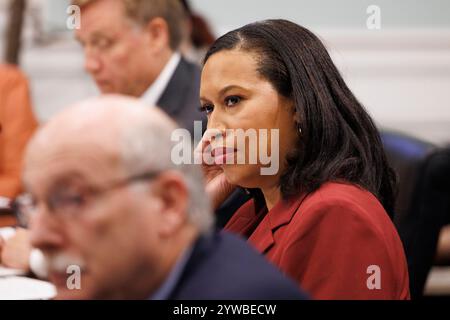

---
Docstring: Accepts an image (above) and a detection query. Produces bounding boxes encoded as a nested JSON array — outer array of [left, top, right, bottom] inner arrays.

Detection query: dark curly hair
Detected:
[[203, 19, 397, 218]]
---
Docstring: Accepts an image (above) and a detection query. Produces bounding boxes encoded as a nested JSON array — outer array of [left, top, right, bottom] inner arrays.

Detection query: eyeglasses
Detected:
[[13, 171, 160, 228]]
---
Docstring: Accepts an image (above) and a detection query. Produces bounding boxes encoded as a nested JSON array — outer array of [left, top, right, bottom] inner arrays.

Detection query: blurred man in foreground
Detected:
[[16, 96, 306, 299], [0, 0, 244, 271]]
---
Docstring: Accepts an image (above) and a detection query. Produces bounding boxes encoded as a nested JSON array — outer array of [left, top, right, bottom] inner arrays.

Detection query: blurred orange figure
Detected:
[[0, 65, 38, 200]]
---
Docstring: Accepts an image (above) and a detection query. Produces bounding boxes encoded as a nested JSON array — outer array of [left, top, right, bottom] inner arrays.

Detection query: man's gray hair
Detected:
[[120, 110, 214, 233]]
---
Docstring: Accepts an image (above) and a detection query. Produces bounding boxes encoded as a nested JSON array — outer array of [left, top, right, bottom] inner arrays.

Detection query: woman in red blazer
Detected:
[[197, 19, 409, 299]]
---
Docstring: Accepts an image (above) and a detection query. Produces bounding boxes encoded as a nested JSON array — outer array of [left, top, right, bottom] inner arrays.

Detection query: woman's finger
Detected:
[[194, 128, 225, 166]]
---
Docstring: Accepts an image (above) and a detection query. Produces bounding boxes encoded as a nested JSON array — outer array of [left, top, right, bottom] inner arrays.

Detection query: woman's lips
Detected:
[[211, 147, 237, 164]]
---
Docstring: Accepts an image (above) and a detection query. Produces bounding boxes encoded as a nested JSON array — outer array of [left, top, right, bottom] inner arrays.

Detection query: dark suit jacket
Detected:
[[169, 232, 308, 300], [157, 57, 206, 136], [225, 182, 410, 300]]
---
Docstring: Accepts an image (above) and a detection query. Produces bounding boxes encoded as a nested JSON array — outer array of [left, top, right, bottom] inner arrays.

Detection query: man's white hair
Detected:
[[116, 100, 214, 233]]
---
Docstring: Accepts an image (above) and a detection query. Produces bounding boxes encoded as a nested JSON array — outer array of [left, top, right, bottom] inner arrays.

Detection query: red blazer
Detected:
[[224, 182, 410, 300]]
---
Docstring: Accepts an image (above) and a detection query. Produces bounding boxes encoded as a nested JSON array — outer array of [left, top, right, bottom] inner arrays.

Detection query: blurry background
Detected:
[[1, 0, 449, 145]]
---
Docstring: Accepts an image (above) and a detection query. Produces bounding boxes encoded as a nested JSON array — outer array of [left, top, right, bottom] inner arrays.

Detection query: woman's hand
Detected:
[[195, 133, 237, 210], [0, 228, 31, 271]]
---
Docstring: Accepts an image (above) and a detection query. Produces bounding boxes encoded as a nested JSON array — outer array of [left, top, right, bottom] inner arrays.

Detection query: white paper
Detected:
[[0, 276, 56, 300]]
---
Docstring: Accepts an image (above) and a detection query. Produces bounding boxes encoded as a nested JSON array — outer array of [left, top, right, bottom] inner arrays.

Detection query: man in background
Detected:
[[73, 0, 206, 134], [16, 95, 306, 300]]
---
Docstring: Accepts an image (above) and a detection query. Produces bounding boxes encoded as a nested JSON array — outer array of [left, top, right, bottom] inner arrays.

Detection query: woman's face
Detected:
[[200, 49, 298, 189]]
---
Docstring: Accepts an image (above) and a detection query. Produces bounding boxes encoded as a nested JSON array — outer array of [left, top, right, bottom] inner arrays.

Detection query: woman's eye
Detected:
[[224, 96, 241, 107], [200, 104, 214, 114]]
